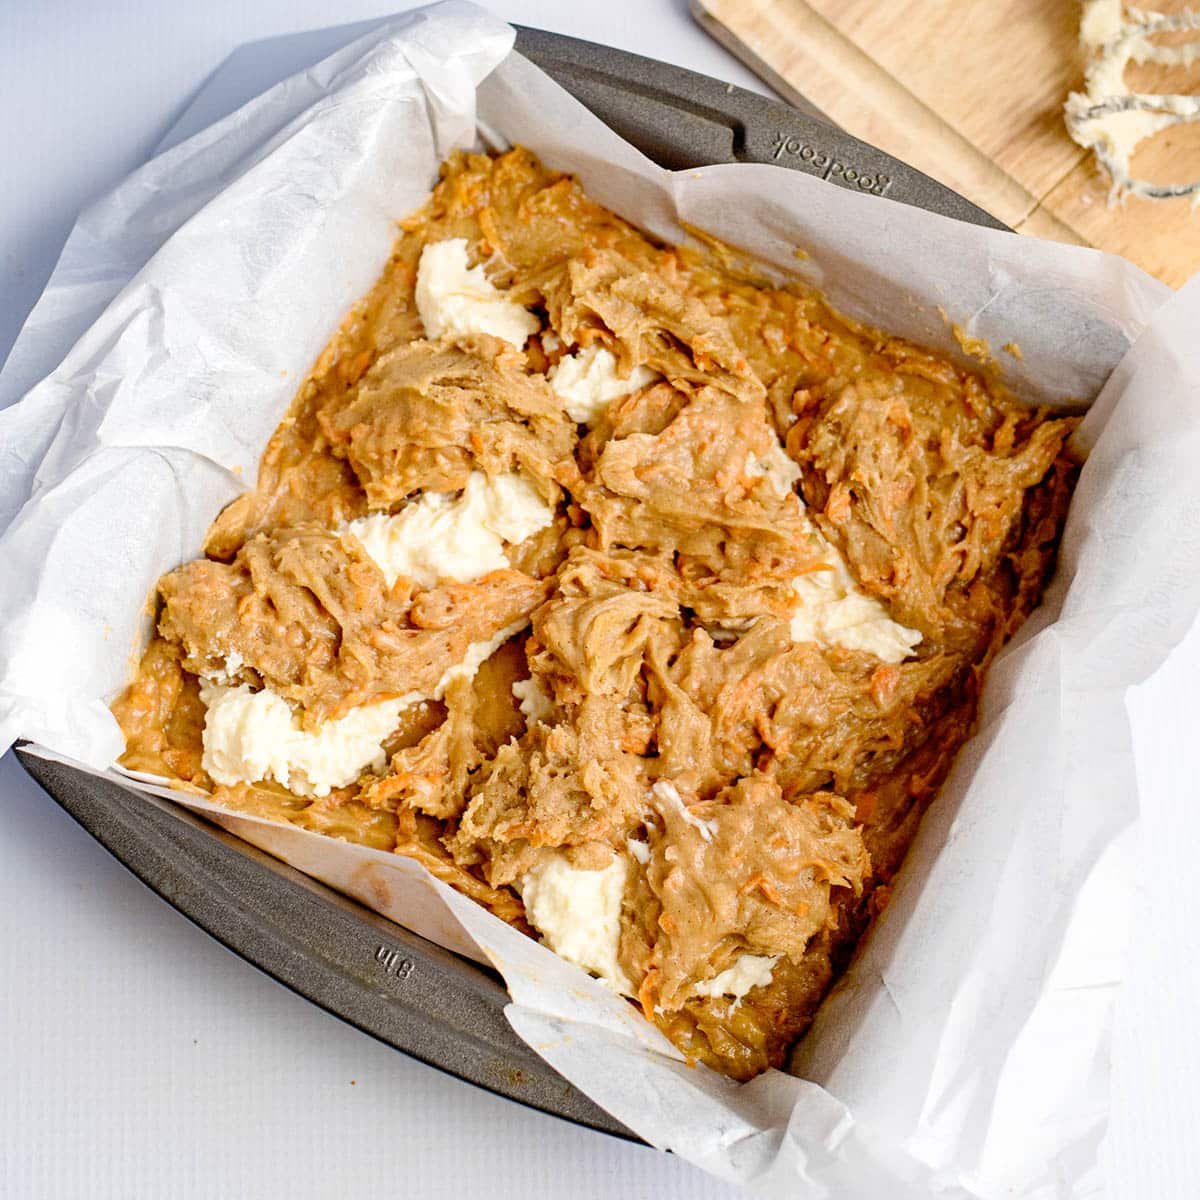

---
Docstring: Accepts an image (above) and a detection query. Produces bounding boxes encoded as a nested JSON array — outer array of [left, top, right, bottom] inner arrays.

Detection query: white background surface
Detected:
[[2, 3, 1198, 1198]]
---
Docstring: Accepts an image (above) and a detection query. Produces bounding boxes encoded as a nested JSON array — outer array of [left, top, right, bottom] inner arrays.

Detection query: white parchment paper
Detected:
[[4, 5, 1200, 1196]]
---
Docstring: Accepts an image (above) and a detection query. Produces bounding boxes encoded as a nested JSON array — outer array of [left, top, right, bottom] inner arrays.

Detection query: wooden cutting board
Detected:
[[692, 0, 1200, 286]]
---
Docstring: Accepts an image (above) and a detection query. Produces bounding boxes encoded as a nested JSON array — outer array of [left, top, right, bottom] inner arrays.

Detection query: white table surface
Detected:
[[3, 3, 1199, 1197]]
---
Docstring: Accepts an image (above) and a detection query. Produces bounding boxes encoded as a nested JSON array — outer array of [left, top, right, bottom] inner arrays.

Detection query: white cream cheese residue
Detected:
[[415, 238, 541, 346], [203, 649, 245, 684], [435, 619, 527, 699], [512, 674, 554, 725], [1064, 1, 1200, 202], [199, 682, 409, 797], [1080, 0, 1123, 45], [521, 853, 632, 994], [745, 443, 801, 498], [651, 779, 716, 842], [692, 955, 779, 1003], [547, 344, 658, 425], [626, 837, 650, 865], [344, 472, 554, 590]]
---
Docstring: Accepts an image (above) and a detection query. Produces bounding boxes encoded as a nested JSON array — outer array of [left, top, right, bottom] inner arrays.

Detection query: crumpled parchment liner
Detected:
[[4, 5, 1200, 1197]]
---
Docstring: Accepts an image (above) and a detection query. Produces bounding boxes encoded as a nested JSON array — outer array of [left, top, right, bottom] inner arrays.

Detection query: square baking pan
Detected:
[[14, 24, 1004, 1143]]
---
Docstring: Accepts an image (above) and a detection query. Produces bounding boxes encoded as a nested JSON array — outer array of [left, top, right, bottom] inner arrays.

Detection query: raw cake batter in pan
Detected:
[[114, 148, 1076, 1080]]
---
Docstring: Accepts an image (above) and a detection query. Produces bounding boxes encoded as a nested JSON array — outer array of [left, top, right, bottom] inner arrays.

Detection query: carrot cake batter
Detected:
[[114, 148, 1077, 1080]]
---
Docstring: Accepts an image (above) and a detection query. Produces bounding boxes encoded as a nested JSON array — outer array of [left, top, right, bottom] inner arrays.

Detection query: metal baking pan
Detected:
[[14, 25, 1001, 1143]]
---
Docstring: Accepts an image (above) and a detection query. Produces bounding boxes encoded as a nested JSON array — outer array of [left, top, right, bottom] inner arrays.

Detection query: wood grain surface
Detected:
[[693, 0, 1200, 285]]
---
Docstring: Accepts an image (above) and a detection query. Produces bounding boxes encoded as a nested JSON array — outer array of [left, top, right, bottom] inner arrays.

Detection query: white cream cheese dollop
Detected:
[[521, 853, 632, 994], [789, 535, 923, 665], [199, 682, 409, 798], [199, 620, 527, 796], [692, 954, 779, 1003], [747, 433, 922, 664], [548, 344, 658, 425], [415, 238, 541, 347], [512, 674, 554, 725], [343, 472, 554, 590]]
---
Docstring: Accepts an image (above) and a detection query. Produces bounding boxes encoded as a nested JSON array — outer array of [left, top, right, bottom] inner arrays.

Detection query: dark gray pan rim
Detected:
[[14, 24, 1001, 1145]]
